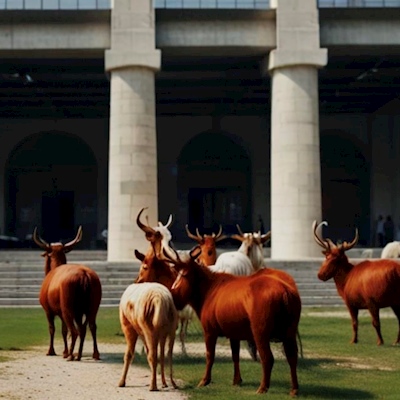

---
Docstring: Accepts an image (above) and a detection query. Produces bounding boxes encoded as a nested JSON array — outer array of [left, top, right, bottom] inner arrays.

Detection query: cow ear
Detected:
[[190, 245, 202, 260], [134, 249, 145, 261]]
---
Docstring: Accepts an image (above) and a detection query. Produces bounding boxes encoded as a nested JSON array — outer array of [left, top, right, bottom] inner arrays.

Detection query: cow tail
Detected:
[[144, 292, 172, 330], [282, 287, 303, 357], [73, 271, 92, 325]]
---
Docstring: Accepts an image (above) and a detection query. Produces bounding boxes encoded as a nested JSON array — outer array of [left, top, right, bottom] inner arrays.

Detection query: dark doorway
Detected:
[[188, 187, 245, 235], [176, 131, 251, 242], [6, 131, 98, 248], [320, 132, 370, 245], [42, 191, 75, 242]]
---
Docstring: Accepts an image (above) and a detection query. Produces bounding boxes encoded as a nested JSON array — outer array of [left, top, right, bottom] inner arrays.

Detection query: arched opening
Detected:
[[320, 132, 370, 245], [6, 131, 98, 248], [175, 130, 251, 242]]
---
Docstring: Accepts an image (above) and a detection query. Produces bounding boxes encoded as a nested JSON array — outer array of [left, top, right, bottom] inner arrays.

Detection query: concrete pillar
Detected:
[[268, 0, 327, 259], [105, 0, 161, 261]]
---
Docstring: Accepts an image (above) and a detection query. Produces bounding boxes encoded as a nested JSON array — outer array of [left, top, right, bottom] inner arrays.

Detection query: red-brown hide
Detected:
[[313, 220, 400, 345], [165, 246, 301, 396], [185, 224, 226, 267], [135, 249, 176, 288], [33, 226, 102, 361]]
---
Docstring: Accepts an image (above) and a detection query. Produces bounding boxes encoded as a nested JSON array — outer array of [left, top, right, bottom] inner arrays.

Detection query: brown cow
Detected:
[[185, 224, 227, 266], [33, 226, 102, 360], [313, 220, 400, 345], [164, 246, 301, 396]]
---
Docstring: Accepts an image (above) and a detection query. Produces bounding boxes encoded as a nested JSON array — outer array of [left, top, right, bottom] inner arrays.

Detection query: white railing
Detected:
[[154, 0, 269, 8], [0, 0, 111, 9], [0, 0, 399, 10], [319, 0, 400, 6]]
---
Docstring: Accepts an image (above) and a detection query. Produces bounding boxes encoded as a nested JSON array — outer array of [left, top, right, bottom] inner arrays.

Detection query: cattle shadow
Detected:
[[93, 351, 376, 399], [98, 351, 213, 366]]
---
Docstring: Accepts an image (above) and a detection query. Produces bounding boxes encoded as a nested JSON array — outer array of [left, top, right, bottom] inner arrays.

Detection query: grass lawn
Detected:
[[1, 306, 400, 399]]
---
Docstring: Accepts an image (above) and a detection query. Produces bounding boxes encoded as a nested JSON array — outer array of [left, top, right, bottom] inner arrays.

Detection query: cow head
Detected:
[[185, 224, 227, 266], [33, 226, 83, 274], [312, 220, 358, 281], [231, 224, 271, 270], [136, 207, 175, 258]]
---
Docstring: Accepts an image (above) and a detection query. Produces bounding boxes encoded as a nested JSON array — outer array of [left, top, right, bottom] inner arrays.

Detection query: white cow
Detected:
[[118, 282, 178, 391]]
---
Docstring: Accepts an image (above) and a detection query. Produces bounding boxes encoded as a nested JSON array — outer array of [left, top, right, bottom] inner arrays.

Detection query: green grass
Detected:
[[1, 306, 400, 399]]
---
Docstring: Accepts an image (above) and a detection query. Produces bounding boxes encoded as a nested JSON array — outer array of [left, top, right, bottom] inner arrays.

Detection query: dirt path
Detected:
[[0, 342, 189, 400]]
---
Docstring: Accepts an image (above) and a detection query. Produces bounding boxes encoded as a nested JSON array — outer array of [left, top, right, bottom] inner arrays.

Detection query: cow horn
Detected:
[[261, 231, 271, 244], [342, 228, 359, 251], [32, 227, 49, 250], [214, 225, 227, 242], [236, 224, 244, 236], [136, 207, 155, 234], [164, 214, 173, 228], [64, 226, 83, 249], [312, 220, 330, 250], [185, 224, 201, 242]]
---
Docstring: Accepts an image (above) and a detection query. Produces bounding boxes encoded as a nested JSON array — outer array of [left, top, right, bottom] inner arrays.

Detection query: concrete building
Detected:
[[0, 0, 400, 260]]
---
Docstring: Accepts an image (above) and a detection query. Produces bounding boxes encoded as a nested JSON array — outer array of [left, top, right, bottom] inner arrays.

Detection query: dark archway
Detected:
[[176, 130, 251, 242], [6, 131, 98, 248], [320, 132, 370, 245]]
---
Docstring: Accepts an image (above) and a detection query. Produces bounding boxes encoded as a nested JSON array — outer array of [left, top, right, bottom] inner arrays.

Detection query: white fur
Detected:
[[147, 220, 194, 355], [381, 241, 400, 258], [210, 251, 254, 275], [242, 232, 266, 270], [118, 282, 178, 391], [361, 249, 373, 258], [212, 232, 266, 275]]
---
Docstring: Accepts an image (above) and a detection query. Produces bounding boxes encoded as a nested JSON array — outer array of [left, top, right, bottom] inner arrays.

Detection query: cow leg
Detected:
[[253, 335, 274, 394], [246, 338, 258, 361], [76, 319, 88, 361], [61, 301, 79, 361], [61, 319, 69, 358], [144, 334, 159, 391], [347, 305, 359, 344], [230, 339, 242, 386], [391, 306, 400, 345], [46, 313, 57, 356], [179, 318, 189, 355], [67, 331, 78, 361], [64, 318, 78, 361], [88, 318, 100, 360], [118, 323, 138, 388], [283, 337, 299, 397], [199, 333, 217, 387], [167, 331, 178, 389], [368, 306, 383, 345], [159, 335, 168, 388]]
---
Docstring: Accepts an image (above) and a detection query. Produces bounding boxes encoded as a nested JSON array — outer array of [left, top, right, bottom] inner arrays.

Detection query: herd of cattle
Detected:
[[31, 208, 400, 397]]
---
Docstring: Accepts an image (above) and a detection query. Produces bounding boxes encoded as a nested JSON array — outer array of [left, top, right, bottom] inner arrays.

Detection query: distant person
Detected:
[[376, 215, 384, 247], [101, 228, 108, 244], [384, 215, 394, 245], [395, 220, 400, 241]]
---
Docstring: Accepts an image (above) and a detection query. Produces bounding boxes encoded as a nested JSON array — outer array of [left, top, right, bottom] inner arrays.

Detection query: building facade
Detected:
[[1, 0, 400, 260]]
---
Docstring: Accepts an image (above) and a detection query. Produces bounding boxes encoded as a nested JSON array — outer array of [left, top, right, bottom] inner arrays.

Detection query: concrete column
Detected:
[[268, 0, 327, 259], [105, 0, 161, 261]]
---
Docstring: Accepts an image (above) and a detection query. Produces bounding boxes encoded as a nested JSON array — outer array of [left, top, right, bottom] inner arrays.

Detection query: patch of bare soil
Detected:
[[0, 336, 291, 400], [0, 342, 188, 400], [303, 309, 396, 319]]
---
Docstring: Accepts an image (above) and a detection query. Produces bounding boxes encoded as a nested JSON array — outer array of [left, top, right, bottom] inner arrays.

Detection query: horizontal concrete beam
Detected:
[[320, 8, 400, 48], [0, 8, 400, 57]]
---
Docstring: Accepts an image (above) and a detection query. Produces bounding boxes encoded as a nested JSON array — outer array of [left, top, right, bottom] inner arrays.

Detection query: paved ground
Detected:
[[0, 342, 189, 400]]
